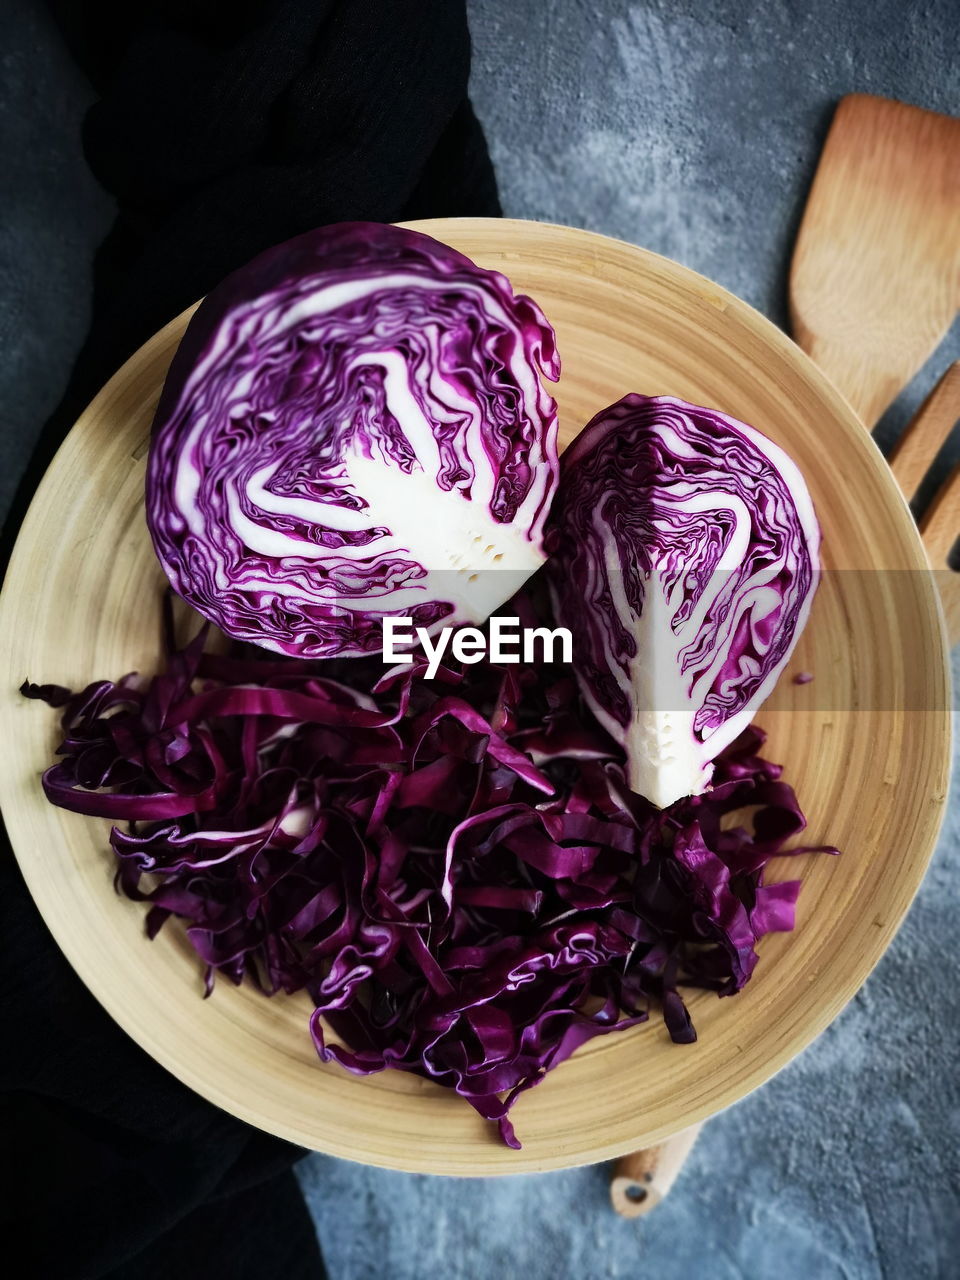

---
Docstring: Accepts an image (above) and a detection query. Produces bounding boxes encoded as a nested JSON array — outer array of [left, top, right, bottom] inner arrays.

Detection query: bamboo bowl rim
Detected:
[[0, 218, 950, 1174]]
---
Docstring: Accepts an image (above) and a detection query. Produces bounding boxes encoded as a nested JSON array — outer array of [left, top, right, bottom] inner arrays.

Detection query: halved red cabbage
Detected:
[[24, 588, 834, 1148], [546, 395, 820, 808], [146, 222, 560, 658]]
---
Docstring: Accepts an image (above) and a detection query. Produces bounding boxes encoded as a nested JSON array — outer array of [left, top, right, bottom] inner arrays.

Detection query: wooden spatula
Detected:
[[791, 92, 960, 642], [790, 94, 960, 427]]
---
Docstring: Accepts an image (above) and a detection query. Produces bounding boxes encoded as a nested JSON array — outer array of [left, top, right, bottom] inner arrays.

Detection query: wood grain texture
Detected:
[[790, 94, 960, 428], [0, 218, 950, 1174], [610, 1124, 702, 1218], [889, 362, 960, 503], [890, 363, 960, 644]]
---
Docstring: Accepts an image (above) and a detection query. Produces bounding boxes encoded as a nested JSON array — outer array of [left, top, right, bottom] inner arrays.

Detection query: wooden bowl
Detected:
[[0, 219, 949, 1174]]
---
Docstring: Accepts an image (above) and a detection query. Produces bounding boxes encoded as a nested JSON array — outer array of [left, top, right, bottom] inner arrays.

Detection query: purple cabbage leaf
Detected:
[[146, 223, 560, 659], [546, 395, 820, 808]]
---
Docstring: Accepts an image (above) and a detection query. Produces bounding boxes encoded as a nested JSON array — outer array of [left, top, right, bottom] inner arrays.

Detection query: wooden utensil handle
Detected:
[[891, 364, 960, 646], [609, 1124, 702, 1218]]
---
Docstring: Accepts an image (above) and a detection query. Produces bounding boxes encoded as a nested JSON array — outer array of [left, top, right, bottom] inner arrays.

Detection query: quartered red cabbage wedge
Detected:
[[546, 394, 820, 809], [146, 222, 560, 659], [23, 589, 835, 1148]]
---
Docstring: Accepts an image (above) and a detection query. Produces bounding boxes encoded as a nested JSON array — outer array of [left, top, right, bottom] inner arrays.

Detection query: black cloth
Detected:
[[1, 3, 500, 1277]]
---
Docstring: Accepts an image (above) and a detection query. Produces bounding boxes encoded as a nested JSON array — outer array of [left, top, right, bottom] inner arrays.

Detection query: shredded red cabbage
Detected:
[[23, 591, 835, 1147]]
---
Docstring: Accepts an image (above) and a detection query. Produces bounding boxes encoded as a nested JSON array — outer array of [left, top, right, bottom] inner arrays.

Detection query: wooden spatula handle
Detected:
[[889, 363, 960, 644], [610, 1124, 702, 1218], [888, 363, 960, 501]]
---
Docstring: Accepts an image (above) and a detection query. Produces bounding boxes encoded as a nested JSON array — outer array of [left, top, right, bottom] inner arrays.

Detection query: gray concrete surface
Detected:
[[1, 1, 958, 1277]]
